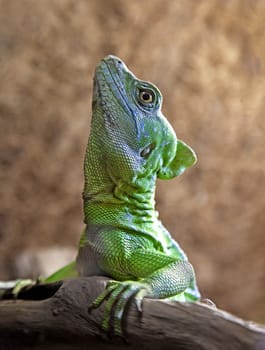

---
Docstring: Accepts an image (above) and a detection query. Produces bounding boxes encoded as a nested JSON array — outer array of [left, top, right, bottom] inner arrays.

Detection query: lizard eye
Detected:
[[138, 89, 155, 105], [134, 83, 160, 111]]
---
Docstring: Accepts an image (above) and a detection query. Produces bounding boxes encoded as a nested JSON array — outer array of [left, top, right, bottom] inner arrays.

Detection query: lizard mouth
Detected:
[[94, 55, 140, 136], [92, 77, 98, 108], [95, 56, 134, 113]]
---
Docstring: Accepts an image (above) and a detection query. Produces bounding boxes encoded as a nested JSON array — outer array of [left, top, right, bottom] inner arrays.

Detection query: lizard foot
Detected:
[[89, 280, 150, 337], [0, 279, 36, 299]]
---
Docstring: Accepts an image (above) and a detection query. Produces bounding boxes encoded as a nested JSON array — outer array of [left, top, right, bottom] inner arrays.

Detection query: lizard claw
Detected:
[[134, 288, 147, 313], [90, 280, 150, 336]]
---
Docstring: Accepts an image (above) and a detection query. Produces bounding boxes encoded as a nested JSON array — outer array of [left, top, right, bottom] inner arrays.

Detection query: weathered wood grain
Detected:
[[0, 277, 264, 350]]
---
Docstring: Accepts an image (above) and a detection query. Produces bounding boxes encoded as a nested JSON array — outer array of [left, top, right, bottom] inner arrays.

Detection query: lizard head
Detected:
[[92, 55, 197, 187]]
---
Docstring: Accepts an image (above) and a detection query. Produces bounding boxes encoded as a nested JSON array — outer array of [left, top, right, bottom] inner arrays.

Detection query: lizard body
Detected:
[[1, 56, 201, 335], [77, 56, 200, 334]]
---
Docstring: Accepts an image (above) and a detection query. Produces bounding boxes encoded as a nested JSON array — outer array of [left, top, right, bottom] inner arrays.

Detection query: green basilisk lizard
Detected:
[[1, 56, 201, 335]]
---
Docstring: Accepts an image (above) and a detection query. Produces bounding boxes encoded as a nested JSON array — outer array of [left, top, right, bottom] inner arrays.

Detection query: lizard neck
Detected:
[[83, 126, 158, 229], [83, 175, 172, 253], [82, 128, 169, 250], [83, 176, 157, 225]]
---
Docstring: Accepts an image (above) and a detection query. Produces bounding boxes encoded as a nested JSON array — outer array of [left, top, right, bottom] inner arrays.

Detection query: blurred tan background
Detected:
[[0, 0, 264, 323]]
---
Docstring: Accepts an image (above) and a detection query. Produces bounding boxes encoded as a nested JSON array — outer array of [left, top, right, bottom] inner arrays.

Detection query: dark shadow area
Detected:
[[1, 281, 63, 300]]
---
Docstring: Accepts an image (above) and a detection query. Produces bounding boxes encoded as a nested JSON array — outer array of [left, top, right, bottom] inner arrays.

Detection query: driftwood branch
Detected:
[[0, 277, 264, 350]]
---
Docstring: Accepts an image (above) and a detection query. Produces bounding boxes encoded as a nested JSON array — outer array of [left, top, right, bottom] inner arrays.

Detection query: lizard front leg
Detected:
[[81, 229, 197, 336], [91, 258, 194, 336]]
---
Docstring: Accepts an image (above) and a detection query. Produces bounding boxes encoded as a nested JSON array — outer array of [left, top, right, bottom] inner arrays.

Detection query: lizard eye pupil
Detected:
[[139, 89, 155, 104], [142, 92, 151, 101]]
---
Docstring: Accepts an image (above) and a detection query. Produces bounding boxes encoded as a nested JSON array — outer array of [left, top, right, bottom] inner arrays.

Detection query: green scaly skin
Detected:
[[77, 56, 200, 335], [0, 56, 200, 336]]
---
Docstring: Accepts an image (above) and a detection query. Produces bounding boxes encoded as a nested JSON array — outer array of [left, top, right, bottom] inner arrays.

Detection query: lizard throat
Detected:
[[83, 179, 157, 230]]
